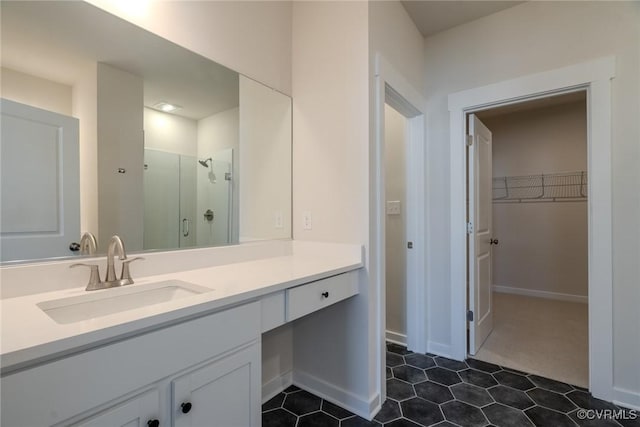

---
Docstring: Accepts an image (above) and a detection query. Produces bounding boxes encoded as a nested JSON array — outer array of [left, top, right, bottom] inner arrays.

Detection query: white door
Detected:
[[468, 114, 494, 355], [72, 390, 160, 427], [0, 99, 80, 262], [172, 344, 260, 427]]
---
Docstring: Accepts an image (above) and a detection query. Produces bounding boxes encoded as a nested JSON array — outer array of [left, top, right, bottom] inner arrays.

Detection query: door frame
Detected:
[[448, 56, 615, 401], [373, 53, 427, 402]]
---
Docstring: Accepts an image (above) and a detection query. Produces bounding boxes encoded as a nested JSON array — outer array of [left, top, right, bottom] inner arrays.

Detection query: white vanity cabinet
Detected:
[[1, 301, 261, 427], [172, 344, 259, 427], [1, 267, 361, 427]]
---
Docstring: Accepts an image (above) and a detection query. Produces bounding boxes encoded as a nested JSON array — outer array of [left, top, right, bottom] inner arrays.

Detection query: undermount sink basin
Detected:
[[37, 280, 213, 324]]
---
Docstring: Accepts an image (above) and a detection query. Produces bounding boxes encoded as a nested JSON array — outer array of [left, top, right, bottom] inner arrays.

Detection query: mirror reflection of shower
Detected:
[[199, 157, 216, 183], [198, 158, 212, 167], [196, 149, 234, 247]]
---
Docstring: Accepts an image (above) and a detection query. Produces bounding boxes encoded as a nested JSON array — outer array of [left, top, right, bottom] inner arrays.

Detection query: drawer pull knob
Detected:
[[181, 402, 192, 414], [147, 420, 160, 427], [321, 291, 329, 298]]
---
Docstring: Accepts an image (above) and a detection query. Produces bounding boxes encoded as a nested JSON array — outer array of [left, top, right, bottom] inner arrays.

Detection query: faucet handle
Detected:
[[70, 263, 102, 291], [120, 257, 145, 285]]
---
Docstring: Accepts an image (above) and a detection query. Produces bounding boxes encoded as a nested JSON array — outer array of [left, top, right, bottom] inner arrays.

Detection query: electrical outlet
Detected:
[[303, 211, 313, 230], [274, 211, 283, 229], [386, 200, 401, 215]]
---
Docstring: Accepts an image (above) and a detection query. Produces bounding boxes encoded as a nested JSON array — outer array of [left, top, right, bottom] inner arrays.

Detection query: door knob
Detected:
[[489, 238, 499, 245], [180, 402, 192, 414], [147, 420, 160, 427]]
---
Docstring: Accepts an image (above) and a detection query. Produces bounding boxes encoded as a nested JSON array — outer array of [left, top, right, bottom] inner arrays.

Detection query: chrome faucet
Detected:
[[71, 235, 144, 291]]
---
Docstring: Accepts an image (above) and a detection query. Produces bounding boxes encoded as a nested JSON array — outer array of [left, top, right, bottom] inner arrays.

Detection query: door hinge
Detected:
[[466, 135, 473, 147], [467, 310, 474, 322], [467, 222, 473, 234]]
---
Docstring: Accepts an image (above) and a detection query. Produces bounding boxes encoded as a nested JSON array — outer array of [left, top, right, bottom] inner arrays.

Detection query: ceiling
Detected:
[[401, 1, 525, 37], [1, 1, 239, 120]]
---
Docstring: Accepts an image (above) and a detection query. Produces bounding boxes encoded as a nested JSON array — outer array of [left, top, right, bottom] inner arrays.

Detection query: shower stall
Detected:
[[143, 148, 233, 251]]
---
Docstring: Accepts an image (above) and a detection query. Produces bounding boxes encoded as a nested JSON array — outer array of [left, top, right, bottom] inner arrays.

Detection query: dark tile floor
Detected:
[[262, 343, 639, 427]]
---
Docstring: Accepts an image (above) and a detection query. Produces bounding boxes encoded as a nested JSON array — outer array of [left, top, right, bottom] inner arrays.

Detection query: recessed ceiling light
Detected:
[[153, 102, 182, 113]]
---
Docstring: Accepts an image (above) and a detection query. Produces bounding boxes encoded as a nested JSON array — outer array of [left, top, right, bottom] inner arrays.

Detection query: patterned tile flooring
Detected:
[[262, 343, 639, 427]]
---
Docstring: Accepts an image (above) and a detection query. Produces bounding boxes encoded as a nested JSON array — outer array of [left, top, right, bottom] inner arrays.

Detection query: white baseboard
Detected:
[[262, 370, 293, 404], [293, 369, 379, 420], [427, 341, 452, 359], [386, 330, 407, 346], [614, 386, 640, 411], [493, 285, 588, 304]]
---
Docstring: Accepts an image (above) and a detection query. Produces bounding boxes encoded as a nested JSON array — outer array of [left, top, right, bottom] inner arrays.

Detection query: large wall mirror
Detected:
[[0, 1, 292, 263]]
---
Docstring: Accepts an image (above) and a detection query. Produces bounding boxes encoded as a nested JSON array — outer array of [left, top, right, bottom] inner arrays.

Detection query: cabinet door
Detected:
[[172, 344, 260, 427], [71, 389, 159, 427]]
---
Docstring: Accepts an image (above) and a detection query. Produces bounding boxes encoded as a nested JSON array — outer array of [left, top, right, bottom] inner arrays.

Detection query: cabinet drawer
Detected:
[[286, 272, 358, 321]]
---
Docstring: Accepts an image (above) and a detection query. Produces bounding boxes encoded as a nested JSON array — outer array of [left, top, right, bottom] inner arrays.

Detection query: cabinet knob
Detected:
[[147, 420, 160, 427], [180, 402, 192, 414], [321, 291, 329, 298]]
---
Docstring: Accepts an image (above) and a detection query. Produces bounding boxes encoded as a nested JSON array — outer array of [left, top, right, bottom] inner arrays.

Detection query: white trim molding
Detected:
[[493, 285, 588, 304], [373, 52, 427, 412], [614, 387, 640, 411], [293, 370, 379, 420], [386, 330, 407, 346], [447, 56, 615, 402], [262, 370, 293, 404]]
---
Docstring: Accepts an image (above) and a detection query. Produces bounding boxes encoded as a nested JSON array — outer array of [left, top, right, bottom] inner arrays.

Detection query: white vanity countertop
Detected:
[[0, 241, 363, 373]]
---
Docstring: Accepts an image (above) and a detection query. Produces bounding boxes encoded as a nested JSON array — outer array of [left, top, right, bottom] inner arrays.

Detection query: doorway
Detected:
[[448, 56, 615, 400], [466, 92, 589, 387], [384, 103, 409, 346], [373, 54, 428, 404]]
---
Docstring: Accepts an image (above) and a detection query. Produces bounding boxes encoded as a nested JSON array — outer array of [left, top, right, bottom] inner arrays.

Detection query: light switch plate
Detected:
[[386, 200, 401, 215], [275, 211, 283, 229], [303, 211, 312, 230]]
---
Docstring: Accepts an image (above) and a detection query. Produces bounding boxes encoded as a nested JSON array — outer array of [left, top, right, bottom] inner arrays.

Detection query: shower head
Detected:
[[198, 158, 212, 167]]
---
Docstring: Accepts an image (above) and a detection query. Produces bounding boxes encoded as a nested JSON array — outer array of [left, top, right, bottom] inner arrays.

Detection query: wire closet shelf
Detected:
[[492, 171, 588, 203]]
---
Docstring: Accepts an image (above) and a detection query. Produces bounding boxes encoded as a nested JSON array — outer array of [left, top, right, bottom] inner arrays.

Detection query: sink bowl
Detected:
[[37, 280, 212, 324]]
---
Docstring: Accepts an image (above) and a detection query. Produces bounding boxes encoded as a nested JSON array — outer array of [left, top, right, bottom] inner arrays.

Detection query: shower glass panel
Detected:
[[197, 149, 233, 247], [143, 149, 201, 251], [143, 150, 180, 250], [179, 155, 197, 248]]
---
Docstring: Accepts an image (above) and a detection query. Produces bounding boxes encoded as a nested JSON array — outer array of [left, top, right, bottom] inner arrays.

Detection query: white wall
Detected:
[[72, 63, 99, 240], [291, 0, 372, 413], [96, 63, 144, 252], [368, 1, 426, 94], [239, 76, 291, 242], [1, 67, 72, 116], [198, 108, 239, 160], [144, 108, 197, 157], [85, 0, 292, 95], [384, 104, 407, 339], [423, 1, 639, 403], [290, 0, 425, 416], [483, 101, 588, 298]]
